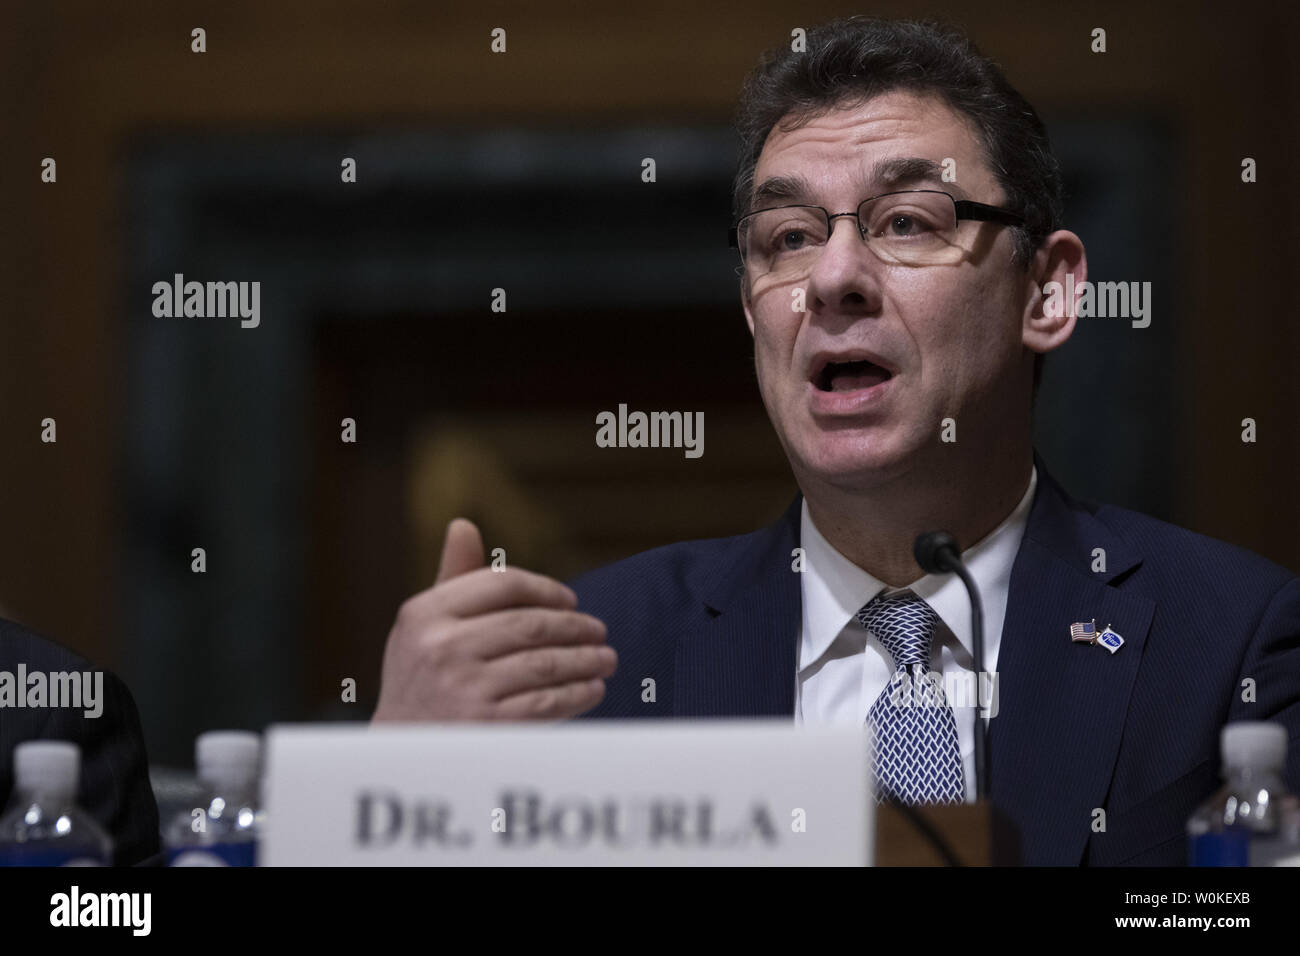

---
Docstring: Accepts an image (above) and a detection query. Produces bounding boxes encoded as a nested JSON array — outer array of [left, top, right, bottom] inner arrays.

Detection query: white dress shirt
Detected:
[[794, 466, 1038, 802]]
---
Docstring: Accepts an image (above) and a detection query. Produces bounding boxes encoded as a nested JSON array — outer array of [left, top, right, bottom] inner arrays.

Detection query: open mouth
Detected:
[[814, 359, 893, 393]]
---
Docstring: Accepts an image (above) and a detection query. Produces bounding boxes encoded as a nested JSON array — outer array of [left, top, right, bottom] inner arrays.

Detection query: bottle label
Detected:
[[166, 841, 257, 867], [1189, 831, 1250, 866], [0, 846, 108, 867]]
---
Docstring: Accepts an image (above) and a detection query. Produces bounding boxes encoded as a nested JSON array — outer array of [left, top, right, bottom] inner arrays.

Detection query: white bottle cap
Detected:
[[14, 741, 80, 798], [195, 731, 261, 785], [1221, 721, 1287, 771]]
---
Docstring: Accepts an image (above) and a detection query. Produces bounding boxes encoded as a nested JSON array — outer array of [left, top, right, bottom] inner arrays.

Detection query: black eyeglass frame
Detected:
[[726, 189, 1026, 254]]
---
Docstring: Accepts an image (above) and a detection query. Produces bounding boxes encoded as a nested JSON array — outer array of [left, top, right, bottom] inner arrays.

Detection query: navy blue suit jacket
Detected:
[[570, 453, 1300, 865]]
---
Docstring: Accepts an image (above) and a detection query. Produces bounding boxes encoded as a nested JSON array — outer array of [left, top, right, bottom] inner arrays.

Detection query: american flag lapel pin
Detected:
[[1070, 619, 1097, 644]]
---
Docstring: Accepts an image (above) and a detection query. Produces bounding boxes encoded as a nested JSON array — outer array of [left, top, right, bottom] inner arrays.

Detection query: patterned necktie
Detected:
[[857, 590, 965, 804]]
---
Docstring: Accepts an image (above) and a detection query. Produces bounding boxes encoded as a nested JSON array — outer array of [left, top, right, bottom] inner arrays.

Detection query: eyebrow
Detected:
[[749, 157, 970, 210]]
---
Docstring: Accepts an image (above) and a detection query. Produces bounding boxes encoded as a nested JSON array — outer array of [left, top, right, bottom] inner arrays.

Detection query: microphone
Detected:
[[914, 531, 988, 800]]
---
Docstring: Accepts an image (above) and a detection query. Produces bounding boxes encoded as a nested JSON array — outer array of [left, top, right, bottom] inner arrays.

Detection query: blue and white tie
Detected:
[[857, 590, 965, 804]]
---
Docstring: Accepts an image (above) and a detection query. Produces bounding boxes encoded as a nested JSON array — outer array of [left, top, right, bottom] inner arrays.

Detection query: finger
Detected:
[[465, 607, 607, 660], [435, 567, 578, 619], [491, 678, 608, 721], [435, 518, 486, 585], [480, 643, 617, 699]]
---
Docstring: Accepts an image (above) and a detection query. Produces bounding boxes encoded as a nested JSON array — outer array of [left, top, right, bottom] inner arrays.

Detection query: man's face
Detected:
[[742, 90, 1032, 492]]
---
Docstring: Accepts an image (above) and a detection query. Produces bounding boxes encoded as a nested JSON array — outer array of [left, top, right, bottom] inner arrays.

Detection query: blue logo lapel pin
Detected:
[[1096, 625, 1125, 654]]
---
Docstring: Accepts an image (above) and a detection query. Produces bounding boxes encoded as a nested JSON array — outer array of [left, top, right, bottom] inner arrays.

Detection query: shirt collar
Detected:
[[799, 465, 1038, 672]]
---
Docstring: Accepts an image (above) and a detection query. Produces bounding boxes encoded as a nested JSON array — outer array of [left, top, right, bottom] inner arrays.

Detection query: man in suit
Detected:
[[373, 16, 1300, 865], [0, 618, 160, 865]]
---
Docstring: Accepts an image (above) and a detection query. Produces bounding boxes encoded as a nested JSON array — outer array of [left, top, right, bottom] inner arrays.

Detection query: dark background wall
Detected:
[[1, 0, 1296, 765]]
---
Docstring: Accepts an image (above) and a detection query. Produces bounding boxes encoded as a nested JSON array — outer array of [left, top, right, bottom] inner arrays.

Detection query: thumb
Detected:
[[435, 517, 486, 584]]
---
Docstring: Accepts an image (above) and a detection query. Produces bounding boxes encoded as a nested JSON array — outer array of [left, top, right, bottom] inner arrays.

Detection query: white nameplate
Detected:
[[262, 721, 869, 866]]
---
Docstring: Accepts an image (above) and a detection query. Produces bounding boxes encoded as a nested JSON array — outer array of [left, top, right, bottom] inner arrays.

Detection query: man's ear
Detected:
[[1023, 229, 1086, 356]]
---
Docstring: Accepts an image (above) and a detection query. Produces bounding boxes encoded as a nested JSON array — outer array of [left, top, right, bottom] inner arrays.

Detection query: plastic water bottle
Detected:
[[164, 730, 262, 866], [1251, 793, 1300, 866], [1187, 721, 1293, 866], [0, 741, 112, 866]]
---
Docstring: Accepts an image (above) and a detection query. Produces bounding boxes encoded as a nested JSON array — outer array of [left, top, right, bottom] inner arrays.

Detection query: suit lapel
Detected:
[[989, 454, 1154, 864], [674, 496, 803, 718]]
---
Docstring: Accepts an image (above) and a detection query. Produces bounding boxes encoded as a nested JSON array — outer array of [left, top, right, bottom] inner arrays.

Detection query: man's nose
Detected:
[[802, 214, 887, 317]]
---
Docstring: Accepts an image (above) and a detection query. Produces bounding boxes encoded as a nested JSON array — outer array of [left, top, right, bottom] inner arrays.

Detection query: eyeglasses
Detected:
[[728, 189, 1025, 277]]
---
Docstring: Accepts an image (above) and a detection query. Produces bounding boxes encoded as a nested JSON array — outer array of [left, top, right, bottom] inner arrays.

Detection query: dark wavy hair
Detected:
[[731, 16, 1064, 395]]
